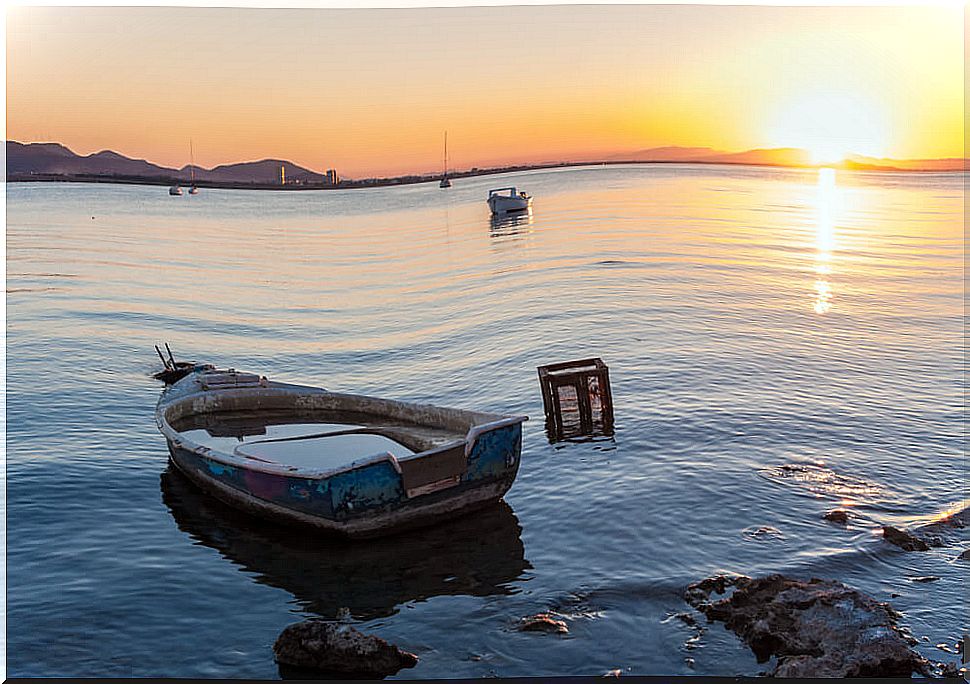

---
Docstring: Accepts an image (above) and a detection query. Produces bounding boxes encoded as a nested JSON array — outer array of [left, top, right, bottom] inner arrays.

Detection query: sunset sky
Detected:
[[6, 4, 965, 177]]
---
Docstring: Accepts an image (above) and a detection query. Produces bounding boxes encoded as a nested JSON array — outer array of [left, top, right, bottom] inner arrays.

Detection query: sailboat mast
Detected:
[[444, 131, 448, 175], [190, 139, 195, 184]]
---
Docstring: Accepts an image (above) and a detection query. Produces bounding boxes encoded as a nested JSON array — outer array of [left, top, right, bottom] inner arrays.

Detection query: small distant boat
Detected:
[[487, 187, 532, 214], [187, 140, 200, 195], [155, 365, 528, 538], [439, 131, 452, 188], [169, 185, 183, 196]]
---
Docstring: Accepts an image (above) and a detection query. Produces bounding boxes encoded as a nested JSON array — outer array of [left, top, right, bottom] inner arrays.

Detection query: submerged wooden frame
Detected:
[[537, 357, 614, 441]]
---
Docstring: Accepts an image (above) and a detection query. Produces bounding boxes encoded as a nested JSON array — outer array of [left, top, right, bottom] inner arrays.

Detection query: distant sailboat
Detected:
[[439, 131, 452, 188], [188, 140, 199, 194], [169, 185, 183, 196]]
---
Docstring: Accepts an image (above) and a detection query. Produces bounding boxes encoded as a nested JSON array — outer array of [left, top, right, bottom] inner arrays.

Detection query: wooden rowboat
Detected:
[[155, 367, 527, 538]]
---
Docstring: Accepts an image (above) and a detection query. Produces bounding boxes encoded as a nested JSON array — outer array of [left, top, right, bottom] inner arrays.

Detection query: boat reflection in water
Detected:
[[489, 209, 534, 239], [160, 466, 531, 619]]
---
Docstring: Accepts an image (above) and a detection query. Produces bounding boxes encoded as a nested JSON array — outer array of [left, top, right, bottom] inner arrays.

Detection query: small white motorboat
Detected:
[[188, 186, 199, 195], [169, 185, 183, 196], [487, 187, 532, 214]]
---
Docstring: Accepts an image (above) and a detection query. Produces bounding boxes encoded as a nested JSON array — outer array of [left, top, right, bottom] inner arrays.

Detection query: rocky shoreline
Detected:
[[271, 502, 968, 678]]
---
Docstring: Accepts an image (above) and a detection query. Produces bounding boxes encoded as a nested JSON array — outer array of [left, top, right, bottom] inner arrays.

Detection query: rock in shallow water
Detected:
[[882, 525, 931, 551], [684, 574, 922, 677], [823, 509, 850, 524], [273, 620, 418, 677], [519, 612, 568, 634]]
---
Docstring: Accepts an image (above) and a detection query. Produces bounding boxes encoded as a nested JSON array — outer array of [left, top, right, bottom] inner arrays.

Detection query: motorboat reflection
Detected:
[[160, 466, 531, 619], [489, 209, 534, 238]]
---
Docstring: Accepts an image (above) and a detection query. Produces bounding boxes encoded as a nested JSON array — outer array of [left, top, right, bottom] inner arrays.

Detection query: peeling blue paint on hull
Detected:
[[167, 427, 520, 538]]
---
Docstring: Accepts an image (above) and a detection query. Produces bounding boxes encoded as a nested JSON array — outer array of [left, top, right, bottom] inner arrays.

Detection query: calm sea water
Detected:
[[5, 164, 967, 677]]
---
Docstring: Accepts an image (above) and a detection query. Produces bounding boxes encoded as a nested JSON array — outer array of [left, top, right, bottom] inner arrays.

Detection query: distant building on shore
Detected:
[[326, 169, 339, 186]]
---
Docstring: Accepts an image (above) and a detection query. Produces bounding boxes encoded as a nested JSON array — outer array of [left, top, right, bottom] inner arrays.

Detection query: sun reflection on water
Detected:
[[813, 168, 838, 314]]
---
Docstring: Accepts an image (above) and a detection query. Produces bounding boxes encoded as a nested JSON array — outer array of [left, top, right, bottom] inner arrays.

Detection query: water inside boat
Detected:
[[171, 410, 425, 470]]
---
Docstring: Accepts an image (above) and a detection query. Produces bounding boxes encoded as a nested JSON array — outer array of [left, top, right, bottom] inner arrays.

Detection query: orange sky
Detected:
[[5, 4, 965, 177]]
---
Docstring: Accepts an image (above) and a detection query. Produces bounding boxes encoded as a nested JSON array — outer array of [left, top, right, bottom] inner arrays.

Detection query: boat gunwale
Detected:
[[156, 379, 527, 480]]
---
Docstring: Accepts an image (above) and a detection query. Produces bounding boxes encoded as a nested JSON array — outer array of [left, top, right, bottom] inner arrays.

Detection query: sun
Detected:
[[809, 146, 846, 165], [768, 90, 889, 163]]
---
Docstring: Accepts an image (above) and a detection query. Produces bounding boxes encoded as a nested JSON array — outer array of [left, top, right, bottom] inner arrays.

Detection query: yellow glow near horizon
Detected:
[[770, 92, 890, 164]]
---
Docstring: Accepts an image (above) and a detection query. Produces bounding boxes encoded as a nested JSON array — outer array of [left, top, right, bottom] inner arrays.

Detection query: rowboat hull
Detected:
[[156, 369, 526, 538]]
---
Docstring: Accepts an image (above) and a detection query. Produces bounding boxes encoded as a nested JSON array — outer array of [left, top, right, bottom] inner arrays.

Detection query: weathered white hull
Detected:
[[488, 194, 532, 214]]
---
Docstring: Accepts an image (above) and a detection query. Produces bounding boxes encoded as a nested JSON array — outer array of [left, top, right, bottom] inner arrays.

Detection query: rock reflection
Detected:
[[160, 466, 530, 619]]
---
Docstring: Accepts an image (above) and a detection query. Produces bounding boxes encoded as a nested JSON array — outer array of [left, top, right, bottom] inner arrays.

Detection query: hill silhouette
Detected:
[[7, 141, 323, 184]]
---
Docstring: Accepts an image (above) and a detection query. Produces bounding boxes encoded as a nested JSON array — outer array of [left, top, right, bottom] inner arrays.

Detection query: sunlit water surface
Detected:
[[6, 165, 967, 677]]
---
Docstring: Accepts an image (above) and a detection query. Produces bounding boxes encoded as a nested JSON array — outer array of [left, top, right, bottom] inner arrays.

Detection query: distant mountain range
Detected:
[[5, 141, 326, 184], [5, 141, 965, 186]]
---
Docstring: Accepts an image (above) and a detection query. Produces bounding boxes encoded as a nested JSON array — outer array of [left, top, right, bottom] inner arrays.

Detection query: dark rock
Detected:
[[519, 612, 568, 634], [939, 661, 962, 678], [957, 549, 970, 561], [273, 620, 417, 677], [602, 669, 622, 677], [882, 525, 930, 551], [672, 611, 698, 627], [685, 573, 922, 677], [823, 509, 850, 524], [910, 576, 940, 583], [684, 574, 748, 607], [741, 525, 785, 541], [895, 504, 970, 551]]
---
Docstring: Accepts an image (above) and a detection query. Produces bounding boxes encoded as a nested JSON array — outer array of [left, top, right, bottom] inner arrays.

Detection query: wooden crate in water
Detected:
[[537, 358, 614, 441]]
